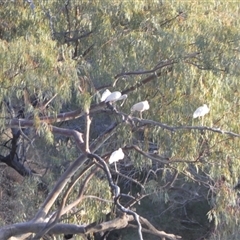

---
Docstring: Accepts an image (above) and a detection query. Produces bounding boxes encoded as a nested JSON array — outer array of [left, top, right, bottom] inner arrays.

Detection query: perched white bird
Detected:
[[193, 104, 210, 125], [101, 89, 112, 102], [105, 91, 127, 106], [109, 148, 124, 164], [193, 104, 210, 118], [131, 100, 150, 118]]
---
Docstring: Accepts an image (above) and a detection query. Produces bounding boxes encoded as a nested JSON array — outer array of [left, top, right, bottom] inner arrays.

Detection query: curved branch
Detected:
[[0, 154, 35, 176], [129, 217, 182, 240], [4, 112, 118, 226], [0, 215, 181, 240], [7, 102, 105, 127], [0, 128, 37, 177], [51, 126, 85, 152], [61, 166, 98, 215], [111, 110, 240, 139], [32, 154, 88, 222], [121, 64, 174, 95], [111, 168, 145, 190], [33, 166, 98, 239], [87, 153, 144, 240], [141, 118, 240, 138], [115, 59, 176, 79]]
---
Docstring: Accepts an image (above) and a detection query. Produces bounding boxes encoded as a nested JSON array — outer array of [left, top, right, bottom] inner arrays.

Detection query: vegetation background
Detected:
[[0, 0, 240, 239]]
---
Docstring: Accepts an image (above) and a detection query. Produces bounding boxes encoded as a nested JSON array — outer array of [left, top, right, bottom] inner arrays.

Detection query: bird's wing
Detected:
[[101, 90, 111, 102], [109, 149, 124, 164], [109, 151, 118, 164], [131, 102, 142, 111], [193, 107, 201, 118], [105, 92, 121, 102]]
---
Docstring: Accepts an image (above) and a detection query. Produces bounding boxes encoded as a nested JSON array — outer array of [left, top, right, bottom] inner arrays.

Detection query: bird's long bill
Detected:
[[120, 98, 127, 107]]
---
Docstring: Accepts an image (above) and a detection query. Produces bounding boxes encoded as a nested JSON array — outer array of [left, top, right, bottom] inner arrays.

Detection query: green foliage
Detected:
[[1, 0, 240, 239], [78, 92, 92, 111], [0, 175, 44, 224]]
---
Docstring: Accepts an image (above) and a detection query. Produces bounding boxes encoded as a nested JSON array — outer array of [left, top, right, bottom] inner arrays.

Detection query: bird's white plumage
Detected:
[[109, 148, 124, 164], [105, 91, 121, 102], [131, 100, 150, 112], [101, 89, 111, 102], [193, 104, 210, 118], [105, 91, 127, 103]]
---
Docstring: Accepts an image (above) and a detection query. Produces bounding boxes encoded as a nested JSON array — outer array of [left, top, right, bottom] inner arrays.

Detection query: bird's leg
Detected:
[[114, 162, 118, 173], [140, 112, 142, 119], [120, 98, 126, 107]]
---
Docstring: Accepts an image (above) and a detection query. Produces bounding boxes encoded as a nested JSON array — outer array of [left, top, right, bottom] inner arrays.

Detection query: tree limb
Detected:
[[33, 167, 98, 239], [0, 215, 181, 240]]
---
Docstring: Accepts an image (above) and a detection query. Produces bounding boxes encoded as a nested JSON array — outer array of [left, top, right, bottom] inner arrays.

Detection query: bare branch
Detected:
[[7, 102, 106, 127], [87, 153, 144, 240], [33, 167, 98, 239], [61, 166, 98, 215], [122, 115, 240, 138], [84, 108, 91, 153], [128, 215, 182, 240], [114, 59, 176, 79], [32, 154, 88, 222], [51, 126, 85, 152], [0, 215, 181, 240], [111, 168, 145, 190]]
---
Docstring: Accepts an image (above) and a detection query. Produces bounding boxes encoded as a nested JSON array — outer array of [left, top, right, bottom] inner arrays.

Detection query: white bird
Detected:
[[193, 104, 210, 118], [193, 104, 210, 125], [109, 148, 124, 164], [131, 100, 150, 118], [105, 91, 127, 106], [101, 89, 112, 102]]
